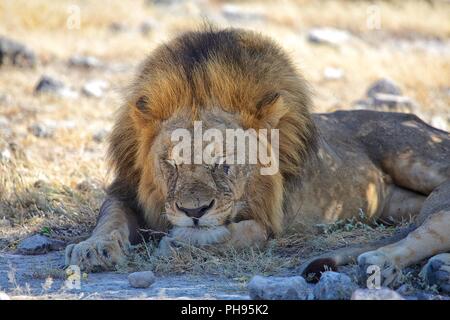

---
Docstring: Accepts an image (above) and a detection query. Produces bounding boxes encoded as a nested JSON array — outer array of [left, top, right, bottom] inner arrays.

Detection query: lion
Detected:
[[65, 28, 450, 290]]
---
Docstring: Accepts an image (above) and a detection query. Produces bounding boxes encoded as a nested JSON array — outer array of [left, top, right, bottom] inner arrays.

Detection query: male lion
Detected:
[[66, 28, 450, 289]]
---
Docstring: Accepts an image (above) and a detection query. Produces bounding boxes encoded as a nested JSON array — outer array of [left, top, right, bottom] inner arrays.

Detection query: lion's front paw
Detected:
[[65, 231, 130, 272], [227, 220, 267, 249], [357, 250, 402, 288], [420, 253, 450, 293]]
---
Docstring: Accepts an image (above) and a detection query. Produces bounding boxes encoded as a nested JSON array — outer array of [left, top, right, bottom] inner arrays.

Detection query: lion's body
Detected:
[[65, 28, 450, 289]]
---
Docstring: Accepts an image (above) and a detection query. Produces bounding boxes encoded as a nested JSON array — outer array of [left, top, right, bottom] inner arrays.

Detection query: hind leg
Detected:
[[358, 181, 450, 287]]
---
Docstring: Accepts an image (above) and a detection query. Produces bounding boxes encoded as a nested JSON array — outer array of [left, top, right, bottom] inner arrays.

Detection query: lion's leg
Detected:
[[65, 197, 140, 272], [358, 181, 450, 287], [380, 185, 426, 224]]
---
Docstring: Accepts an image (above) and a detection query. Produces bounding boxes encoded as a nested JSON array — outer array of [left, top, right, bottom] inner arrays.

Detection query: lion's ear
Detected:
[[256, 92, 288, 127]]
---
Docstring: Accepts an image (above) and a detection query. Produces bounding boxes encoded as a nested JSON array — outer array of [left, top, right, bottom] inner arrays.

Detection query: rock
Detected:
[[396, 284, 415, 296], [366, 78, 402, 98], [0, 291, 10, 300], [17, 234, 65, 255], [128, 271, 156, 288], [353, 94, 418, 113], [351, 288, 404, 300], [313, 271, 357, 300], [140, 19, 158, 35], [0, 147, 11, 162], [248, 275, 310, 300], [372, 93, 418, 111], [92, 129, 109, 143], [82, 79, 108, 98], [68, 55, 103, 69], [109, 22, 128, 33], [29, 123, 54, 138], [323, 67, 344, 80], [34, 75, 78, 99], [420, 253, 450, 293], [222, 4, 266, 22], [0, 36, 36, 67], [308, 28, 352, 46], [147, 0, 182, 5], [0, 218, 11, 228]]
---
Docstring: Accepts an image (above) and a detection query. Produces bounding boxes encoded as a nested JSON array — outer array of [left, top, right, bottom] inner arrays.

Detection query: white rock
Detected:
[[128, 271, 156, 289], [248, 275, 310, 300], [308, 28, 352, 46], [222, 4, 266, 22], [313, 271, 357, 300], [351, 288, 404, 300], [0, 148, 11, 162], [82, 80, 108, 98], [323, 67, 344, 80]]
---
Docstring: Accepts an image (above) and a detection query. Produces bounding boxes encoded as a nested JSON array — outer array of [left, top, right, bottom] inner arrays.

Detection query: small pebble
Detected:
[[313, 271, 357, 300]]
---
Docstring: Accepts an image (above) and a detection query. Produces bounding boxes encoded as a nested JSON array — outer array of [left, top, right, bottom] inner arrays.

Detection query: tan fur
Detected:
[[65, 28, 450, 287]]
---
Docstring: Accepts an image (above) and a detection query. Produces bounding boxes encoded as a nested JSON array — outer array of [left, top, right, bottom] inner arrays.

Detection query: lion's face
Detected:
[[150, 109, 257, 245]]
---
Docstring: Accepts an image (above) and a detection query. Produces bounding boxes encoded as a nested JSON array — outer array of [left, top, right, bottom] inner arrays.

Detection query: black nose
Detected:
[[176, 199, 215, 219]]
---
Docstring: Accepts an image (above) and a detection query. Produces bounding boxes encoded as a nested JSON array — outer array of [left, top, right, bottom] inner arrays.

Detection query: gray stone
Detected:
[[128, 271, 156, 289], [420, 253, 450, 293], [82, 79, 108, 98], [372, 93, 418, 111], [366, 78, 402, 98], [222, 4, 266, 22], [353, 94, 418, 113], [109, 22, 128, 33], [34, 76, 78, 99], [0, 36, 36, 68], [248, 275, 309, 300], [140, 19, 158, 35], [396, 284, 415, 296], [17, 235, 65, 255], [92, 129, 109, 143], [351, 288, 404, 300], [308, 28, 352, 46], [29, 123, 54, 138], [68, 55, 103, 69], [313, 271, 357, 300], [0, 218, 11, 228]]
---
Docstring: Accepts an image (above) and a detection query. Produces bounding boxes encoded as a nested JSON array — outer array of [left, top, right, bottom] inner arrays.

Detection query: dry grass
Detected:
[[115, 218, 399, 280], [0, 0, 449, 278]]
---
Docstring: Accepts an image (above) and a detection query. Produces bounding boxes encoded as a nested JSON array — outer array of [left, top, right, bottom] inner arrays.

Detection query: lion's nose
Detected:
[[176, 199, 215, 219]]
